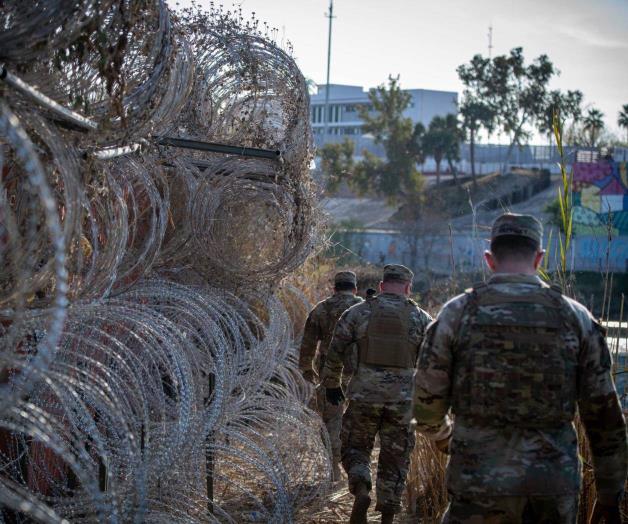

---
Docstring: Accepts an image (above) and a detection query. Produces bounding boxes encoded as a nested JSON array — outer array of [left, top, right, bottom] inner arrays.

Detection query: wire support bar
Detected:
[[156, 136, 281, 160], [1, 65, 98, 132], [92, 143, 143, 160]]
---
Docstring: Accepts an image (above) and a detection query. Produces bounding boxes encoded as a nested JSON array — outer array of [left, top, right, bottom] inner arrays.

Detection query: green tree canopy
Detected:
[[538, 90, 583, 145], [458, 47, 558, 173], [457, 55, 496, 183], [318, 138, 354, 193], [350, 75, 425, 208], [458, 98, 495, 184]]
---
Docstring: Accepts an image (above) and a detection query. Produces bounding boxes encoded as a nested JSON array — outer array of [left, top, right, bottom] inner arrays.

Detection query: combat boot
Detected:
[[380, 511, 394, 524], [349, 482, 370, 524]]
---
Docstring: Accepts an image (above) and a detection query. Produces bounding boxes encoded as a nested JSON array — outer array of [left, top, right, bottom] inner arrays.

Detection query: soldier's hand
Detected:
[[325, 387, 345, 406], [589, 500, 621, 524], [302, 369, 316, 384], [434, 436, 451, 455]]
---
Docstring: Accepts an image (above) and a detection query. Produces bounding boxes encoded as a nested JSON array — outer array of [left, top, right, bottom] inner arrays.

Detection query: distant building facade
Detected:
[[310, 84, 458, 159]]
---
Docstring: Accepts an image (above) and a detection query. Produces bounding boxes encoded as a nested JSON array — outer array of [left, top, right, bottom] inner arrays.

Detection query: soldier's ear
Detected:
[[484, 250, 497, 271], [533, 249, 545, 270]]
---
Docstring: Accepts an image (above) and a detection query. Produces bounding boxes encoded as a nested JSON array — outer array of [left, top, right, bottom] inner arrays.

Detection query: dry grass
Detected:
[[406, 436, 449, 522], [577, 418, 628, 523]]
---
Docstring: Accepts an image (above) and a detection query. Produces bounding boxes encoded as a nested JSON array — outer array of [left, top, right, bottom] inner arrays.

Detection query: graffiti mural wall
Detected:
[[572, 159, 628, 236]]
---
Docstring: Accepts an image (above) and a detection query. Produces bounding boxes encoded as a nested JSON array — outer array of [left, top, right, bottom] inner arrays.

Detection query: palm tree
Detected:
[[423, 116, 448, 186], [424, 114, 463, 186], [583, 108, 605, 147], [618, 104, 628, 144], [444, 113, 463, 184], [409, 122, 426, 166]]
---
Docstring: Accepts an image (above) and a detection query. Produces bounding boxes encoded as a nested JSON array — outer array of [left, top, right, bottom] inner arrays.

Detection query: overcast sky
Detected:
[[179, 0, 628, 140]]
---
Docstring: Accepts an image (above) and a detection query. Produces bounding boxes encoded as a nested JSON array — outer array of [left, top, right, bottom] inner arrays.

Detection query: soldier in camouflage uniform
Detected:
[[322, 265, 433, 524], [299, 271, 363, 480], [414, 213, 628, 524]]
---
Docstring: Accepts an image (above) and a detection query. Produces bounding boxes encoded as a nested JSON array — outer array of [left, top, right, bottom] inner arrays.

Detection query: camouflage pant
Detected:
[[315, 385, 345, 464], [442, 493, 578, 524], [341, 400, 415, 513]]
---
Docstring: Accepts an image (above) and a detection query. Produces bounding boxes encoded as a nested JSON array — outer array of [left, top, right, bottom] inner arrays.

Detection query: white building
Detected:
[[310, 83, 458, 158]]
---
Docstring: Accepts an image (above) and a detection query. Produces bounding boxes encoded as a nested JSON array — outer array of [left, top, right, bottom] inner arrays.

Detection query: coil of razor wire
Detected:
[[0, 1, 329, 522]]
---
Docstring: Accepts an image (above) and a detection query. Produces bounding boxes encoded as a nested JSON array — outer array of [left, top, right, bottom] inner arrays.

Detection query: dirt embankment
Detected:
[[395, 169, 551, 222]]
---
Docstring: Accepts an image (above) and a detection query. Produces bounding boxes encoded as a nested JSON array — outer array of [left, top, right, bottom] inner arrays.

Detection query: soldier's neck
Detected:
[[493, 266, 537, 275], [380, 291, 407, 297]]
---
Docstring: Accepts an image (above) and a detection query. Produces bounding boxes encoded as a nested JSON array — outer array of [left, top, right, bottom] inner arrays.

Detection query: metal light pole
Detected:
[[323, 0, 335, 140], [487, 24, 493, 58]]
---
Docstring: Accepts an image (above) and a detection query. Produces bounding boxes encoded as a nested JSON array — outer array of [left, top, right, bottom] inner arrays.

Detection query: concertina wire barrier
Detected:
[[0, 1, 329, 522]]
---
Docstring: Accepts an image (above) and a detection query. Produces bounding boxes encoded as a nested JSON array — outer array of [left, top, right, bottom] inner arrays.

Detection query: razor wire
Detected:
[[0, 1, 328, 522]]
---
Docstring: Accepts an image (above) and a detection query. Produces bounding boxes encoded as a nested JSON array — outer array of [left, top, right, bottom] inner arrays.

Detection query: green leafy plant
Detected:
[[552, 109, 574, 294]]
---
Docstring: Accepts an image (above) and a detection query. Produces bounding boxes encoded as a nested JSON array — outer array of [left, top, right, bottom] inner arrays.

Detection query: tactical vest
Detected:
[[452, 283, 579, 429], [357, 298, 417, 369]]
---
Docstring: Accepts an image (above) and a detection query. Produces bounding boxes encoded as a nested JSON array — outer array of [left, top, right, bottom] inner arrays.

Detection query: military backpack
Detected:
[[451, 282, 579, 429], [357, 297, 417, 369]]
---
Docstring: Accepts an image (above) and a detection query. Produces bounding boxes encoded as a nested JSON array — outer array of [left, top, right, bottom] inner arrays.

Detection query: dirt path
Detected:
[[297, 446, 418, 523]]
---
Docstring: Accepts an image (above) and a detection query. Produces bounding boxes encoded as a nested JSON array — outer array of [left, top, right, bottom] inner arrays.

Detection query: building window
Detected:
[[311, 106, 318, 123]]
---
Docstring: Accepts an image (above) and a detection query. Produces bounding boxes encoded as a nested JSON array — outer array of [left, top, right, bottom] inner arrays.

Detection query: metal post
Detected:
[[155, 136, 280, 160], [206, 373, 215, 516], [98, 456, 107, 492], [1, 65, 97, 132], [92, 412, 108, 493], [323, 0, 335, 140]]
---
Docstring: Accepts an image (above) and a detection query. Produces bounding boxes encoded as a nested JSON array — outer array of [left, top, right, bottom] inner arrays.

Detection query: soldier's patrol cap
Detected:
[[491, 213, 543, 245], [334, 271, 357, 286], [383, 264, 414, 282]]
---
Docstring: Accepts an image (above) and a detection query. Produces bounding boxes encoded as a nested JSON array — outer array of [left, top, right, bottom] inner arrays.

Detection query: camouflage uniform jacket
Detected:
[[322, 293, 433, 403], [414, 273, 628, 503], [299, 292, 363, 375]]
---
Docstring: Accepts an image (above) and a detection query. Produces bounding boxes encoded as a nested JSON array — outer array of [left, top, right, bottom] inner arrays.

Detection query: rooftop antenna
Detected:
[[488, 23, 493, 58], [323, 0, 335, 139]]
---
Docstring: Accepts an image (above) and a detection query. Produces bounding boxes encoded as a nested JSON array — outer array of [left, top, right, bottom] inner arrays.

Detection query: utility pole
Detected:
[[323, 0, 335, 140], [487, 24, 493, 58]]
